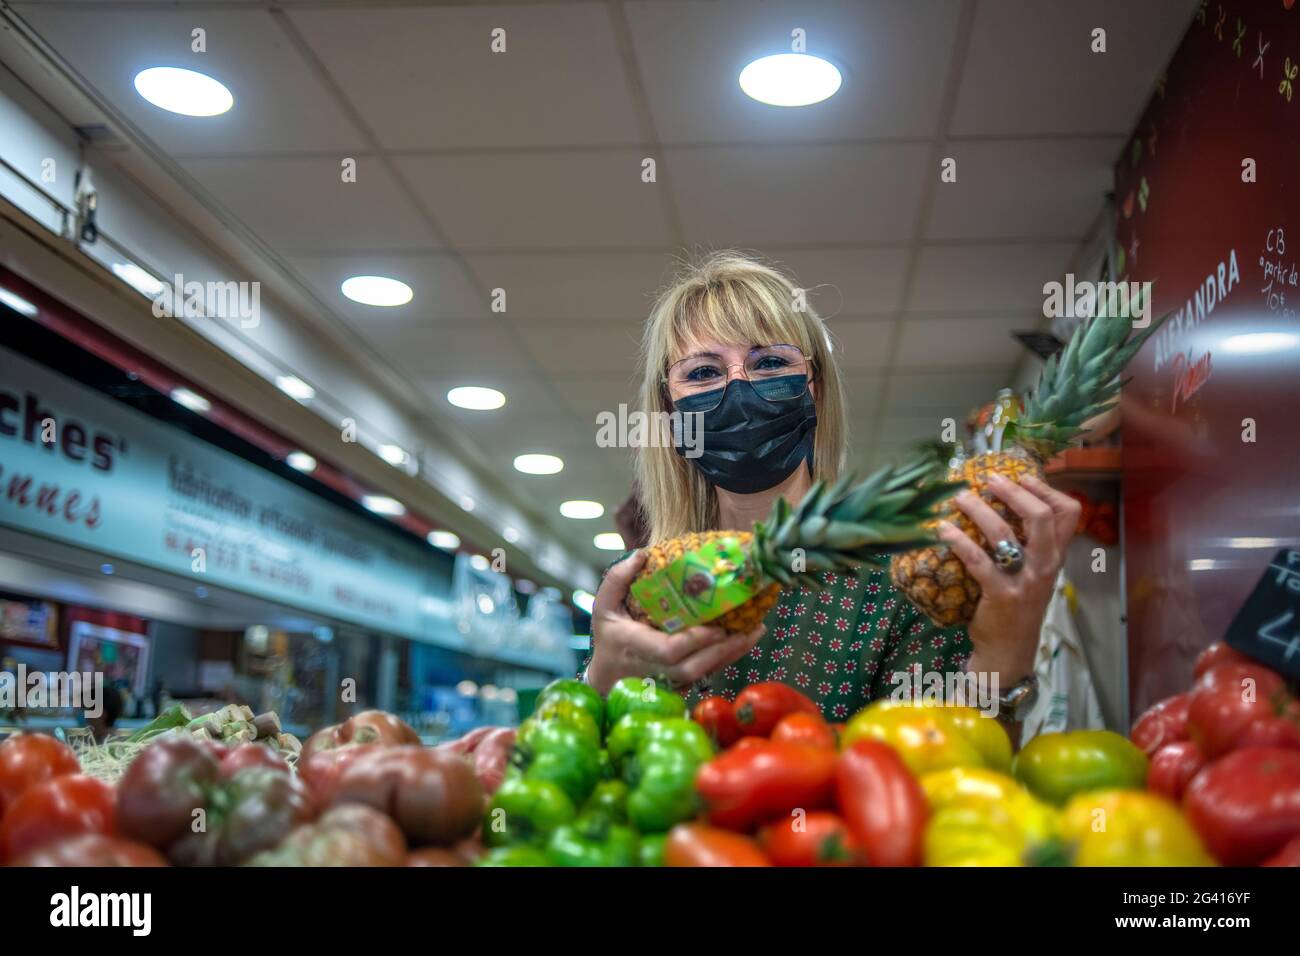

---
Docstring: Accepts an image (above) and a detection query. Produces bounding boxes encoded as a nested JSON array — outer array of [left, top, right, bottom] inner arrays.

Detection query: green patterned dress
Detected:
[[586, 564, 973, 721]]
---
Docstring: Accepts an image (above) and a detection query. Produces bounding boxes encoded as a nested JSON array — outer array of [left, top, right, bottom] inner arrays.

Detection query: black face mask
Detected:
[[673, 374, 817, 494]]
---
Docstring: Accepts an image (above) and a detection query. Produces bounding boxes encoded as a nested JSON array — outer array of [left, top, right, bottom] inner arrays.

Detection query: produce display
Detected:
[[627, 457, 963, 633], [0, 642, 1294, 867], [891, 292, 1168, 626]]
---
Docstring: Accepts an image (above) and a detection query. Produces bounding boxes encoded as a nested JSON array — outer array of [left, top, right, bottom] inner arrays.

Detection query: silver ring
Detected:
[[993, 539, 1025, 574]]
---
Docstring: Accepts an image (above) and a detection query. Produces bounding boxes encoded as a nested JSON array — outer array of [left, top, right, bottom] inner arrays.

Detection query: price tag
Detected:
[[1223, 548, 1300, 681]]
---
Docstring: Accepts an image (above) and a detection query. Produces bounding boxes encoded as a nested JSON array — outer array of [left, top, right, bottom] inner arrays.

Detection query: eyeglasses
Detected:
[[665, 343, 811, 413]]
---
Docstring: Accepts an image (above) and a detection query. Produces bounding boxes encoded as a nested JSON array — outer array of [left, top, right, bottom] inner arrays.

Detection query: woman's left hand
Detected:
[[937, 473, 1082, 685]]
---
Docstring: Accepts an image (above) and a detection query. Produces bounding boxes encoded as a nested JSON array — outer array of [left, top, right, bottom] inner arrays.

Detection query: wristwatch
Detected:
[[996, 674, 1039, 724]]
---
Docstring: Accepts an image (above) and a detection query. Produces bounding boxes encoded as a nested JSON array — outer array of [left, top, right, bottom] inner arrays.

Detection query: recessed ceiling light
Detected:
[[560, 500, 604, 520], [113, 261, 164, 298], [1221, 332, 1298, 354], [286, 451, 317, 473], [428, 530, 461, 550], [0, 288, 37, 316], [739, 53, 842, 107], [276, 375, 315, 402], [503, 526, 521, 543], [341, 275, 412, 307], [362, 494, 405, 516], [447, 385, 506, 410], [572, 589, 596, 614], [594, 532, 625, 551], [378, 444, 408, 466], [170, 387, 211, 413], [470, 553, 490, 571], [459, 495, 476, 512], [514, 453, 564, 475], [134, 67, 233, 117]]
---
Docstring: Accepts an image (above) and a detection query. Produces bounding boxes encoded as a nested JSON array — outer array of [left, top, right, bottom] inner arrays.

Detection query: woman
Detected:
[[584, 252, 1080, 727]]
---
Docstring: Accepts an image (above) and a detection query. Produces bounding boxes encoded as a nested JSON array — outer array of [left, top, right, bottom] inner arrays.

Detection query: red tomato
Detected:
[[730, 737, 768, 752], [1235, 715, 1300, 752], [664, 823, 771, 867], [1187, 663, 1295, 759], [1184, 747, 1300, 866], [695, 740, 836, 832], [692, 696, 742, 748], [835, 740, 927, 868], [0, 774, 116, 862], [10, 833, 167, 867], [1262, 834, 1300, 867], [760, 810, 862, 866], [1146, 740, 1205, 802], [771, 712, 837, 750], [1130, 693, 1191, 756], [296, 743, 381, 804], [0, 734, 80, 818], [219, 743, 289, 779], [733, 682, 820, 738], [1192, 642, 1254, 680]]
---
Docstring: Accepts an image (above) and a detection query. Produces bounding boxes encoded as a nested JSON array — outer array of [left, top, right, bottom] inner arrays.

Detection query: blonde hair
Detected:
[[635, 251, 847, 543]]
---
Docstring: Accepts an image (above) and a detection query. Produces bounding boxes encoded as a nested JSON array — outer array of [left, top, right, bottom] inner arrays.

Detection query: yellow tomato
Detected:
[[1060, 790, 1215, 867], [921, 767, 1063, 866], [843, 699, 1012, 776]]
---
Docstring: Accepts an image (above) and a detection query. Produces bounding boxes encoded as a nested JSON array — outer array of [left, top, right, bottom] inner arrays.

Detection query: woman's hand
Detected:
[[937, 473, 1082, 687], [587, 551, 767, 696]]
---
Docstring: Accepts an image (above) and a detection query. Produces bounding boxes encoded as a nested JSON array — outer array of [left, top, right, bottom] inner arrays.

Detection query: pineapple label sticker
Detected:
[[1224, 548, 1300, 681]]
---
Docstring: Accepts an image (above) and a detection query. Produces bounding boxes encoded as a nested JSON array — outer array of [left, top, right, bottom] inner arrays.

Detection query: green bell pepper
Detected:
[[484, 777, 575, 847], [638, 832, 667, 868], [546, 813, 639, 867], [583, 779, 630, 824], [516, 718, 602, 805], [476, 845, 551, 867], [625, 739, 703, 833], [536, 678, 605, 733], [604, 676, 686, 733]]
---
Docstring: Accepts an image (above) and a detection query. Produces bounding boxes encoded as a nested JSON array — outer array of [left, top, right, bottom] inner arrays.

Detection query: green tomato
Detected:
[[520, 719, 601, 804], [583, 779, 630, 824], [606, 712, 667, 767], [643, 717, 714, 764], [484, 777, 575, 847], [536, 678, 605, 732], [638, 832, 667, 868], [1013, 730, 1149, 806], [476, 846, 551, 867], [626, 739, 702, 833], [520, 698, 600, 746], [605, 676, 687, 733], [546, 813, 639, 867]]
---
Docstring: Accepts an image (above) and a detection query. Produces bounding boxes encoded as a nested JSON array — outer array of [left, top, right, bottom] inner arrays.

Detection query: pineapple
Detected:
[[628, 459, 965, 633], [891, 294, 1167, 627]]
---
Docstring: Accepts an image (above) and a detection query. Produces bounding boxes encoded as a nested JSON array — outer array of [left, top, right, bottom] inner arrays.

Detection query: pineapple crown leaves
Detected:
[[751, 458, 965, 589], [1009, 285, 1171, 459]]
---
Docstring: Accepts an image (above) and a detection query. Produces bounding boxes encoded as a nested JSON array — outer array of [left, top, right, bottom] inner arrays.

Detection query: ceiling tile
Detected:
[[463, 252, 677, 323], [627, 0, 961, 143], [668, 143, 930, 245], [908, 242, 1078, 312], [394, 151, 676, 250], [765, 246, 910, 316], [952, 0, 1198, 136], [18, 7, 364, 154], [288, 5, 642, 150], [515, 325, 643, 375], [925, 139, 1122, 240], [895, 313, 1038, 368], [825, 318, 895, 371], [183, 156, 437, 252], [284, 253, 485, 324]]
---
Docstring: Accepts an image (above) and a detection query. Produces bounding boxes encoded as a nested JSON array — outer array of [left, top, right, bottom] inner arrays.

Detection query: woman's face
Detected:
[[666, 338, 814, 408]]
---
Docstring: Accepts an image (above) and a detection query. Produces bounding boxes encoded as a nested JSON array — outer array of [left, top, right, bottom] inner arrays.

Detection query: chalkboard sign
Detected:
[[1223, 549, 1300, 682]]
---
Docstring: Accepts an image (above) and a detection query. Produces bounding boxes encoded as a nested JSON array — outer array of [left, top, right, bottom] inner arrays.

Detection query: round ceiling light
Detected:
[[560, 500, 604, 520], [513, 453, 564, 475], [427, 530, 461, 550], [341, 275, 413, 307], [739, 53, 842, 107], [286, 451, 317, 473], [447, 386, 506, 410], [362, 494, 406, 516], [593, 532, 626, 551], [134, 67, 234, 117]]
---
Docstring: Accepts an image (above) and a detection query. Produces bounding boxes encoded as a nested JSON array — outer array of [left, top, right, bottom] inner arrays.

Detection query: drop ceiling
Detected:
[[3, 0, 1196, 566]]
